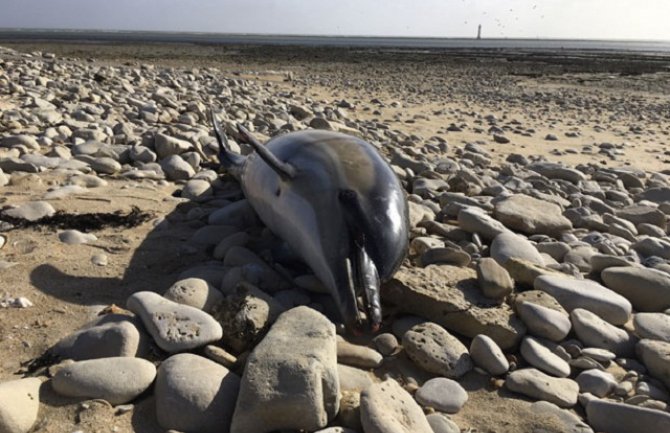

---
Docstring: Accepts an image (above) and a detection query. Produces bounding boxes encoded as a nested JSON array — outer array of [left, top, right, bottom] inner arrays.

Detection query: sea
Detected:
[[1, 29, 670, 56]]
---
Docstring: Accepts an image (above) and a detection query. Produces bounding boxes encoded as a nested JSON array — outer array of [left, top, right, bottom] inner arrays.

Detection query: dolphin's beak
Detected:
[[343, 244, 382, 334]]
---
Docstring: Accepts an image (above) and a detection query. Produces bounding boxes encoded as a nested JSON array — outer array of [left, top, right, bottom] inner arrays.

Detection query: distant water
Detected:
[[1, 29, 670, 55]]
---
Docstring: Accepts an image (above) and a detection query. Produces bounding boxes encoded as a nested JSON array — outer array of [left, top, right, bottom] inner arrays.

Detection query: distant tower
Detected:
[[477, 24, 482, 40]]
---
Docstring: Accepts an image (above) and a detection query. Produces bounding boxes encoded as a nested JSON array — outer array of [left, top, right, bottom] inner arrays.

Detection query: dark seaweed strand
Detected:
[[0, 206, 153, 232]]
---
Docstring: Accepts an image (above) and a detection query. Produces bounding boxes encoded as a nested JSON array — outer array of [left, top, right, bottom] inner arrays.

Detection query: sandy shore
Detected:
[[0, 41, 669, 433]]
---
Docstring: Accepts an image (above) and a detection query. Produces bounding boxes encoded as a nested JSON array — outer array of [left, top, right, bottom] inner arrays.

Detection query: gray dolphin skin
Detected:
[[211, 111, 409, 332]]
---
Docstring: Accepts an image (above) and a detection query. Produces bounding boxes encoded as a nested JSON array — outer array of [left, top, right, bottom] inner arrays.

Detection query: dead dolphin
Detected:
[[210, 111, 409, 332]]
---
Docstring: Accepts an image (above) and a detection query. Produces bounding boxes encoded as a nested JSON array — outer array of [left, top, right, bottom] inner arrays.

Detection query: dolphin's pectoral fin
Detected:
[[236, 124, 296, 181], [209, 108, 245, 176]]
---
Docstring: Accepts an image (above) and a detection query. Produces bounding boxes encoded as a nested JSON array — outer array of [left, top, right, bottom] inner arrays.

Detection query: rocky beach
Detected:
[[0, 41, 670, 433]]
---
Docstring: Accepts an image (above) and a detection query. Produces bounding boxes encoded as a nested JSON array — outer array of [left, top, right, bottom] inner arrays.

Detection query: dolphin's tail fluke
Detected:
[[210, 108, 245, 178]]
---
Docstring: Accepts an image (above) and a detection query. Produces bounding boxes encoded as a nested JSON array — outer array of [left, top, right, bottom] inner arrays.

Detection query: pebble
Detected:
[[360, 378, 433, 433], [516, 300, 571, 342], [491, 232, 545, 266], [505, 368, 579, 407], [575, 369, 617, 397], [535, 274, 632, 325], [469, 334, 509, 375], [416, 377, 468, 413], [520, 336, 571, 378], [230, 306, 339, 433], [633, 312, 670, 342], [58, 229, 97, 245], [126, 291, 223, 352], [181, 179, 213, 201], [337, 364, 374, 392], [155, 353, 240, 433], [0, 378, 41, 433], [372, 333, 398, 356], [476, 257, 514, 299], [91, 253, 108, 266], [163, 277, 224, 313], [2, 201, 55, 221], [570, 308, 636, 356], [425, 413, 461, 433], [336, 337, 383, 368], [52, 357, 156, 405], [494, 194, 572, 236], [636, 339, 670, 389], [203, 345, 237, 369], [160, 154, 195, 180], [457, 207, 512, 240], [403, 322, 473, 378], [601, 266, 670, 312], [51, 314, 142, 360], [586, 398, 670, 433]]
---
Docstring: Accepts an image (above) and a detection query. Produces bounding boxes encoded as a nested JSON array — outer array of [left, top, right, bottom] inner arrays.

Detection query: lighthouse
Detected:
[[477, 24, 482, 40]]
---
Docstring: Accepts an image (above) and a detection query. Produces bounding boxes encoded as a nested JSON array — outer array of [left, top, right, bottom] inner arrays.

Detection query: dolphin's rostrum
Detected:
[[211, 110, 409, 332]]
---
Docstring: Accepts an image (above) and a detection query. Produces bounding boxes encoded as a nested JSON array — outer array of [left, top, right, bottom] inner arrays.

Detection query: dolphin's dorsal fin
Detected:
[[237, 124, 296, 180]]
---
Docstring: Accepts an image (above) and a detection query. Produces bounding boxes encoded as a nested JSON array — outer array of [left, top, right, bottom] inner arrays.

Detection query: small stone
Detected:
[[403, 322, 473, 378], [163, 278, 224, 313], [575, 369, 617, 397], [494, 194, 572, 236], [156, 353, 240, 433], [337, 364, 374, 392], [360, 378, 432, 433], [571, 309, 636, 356], [477, 257, 514, 299], [58, 229, 97, 245], [203, 345, 237, 369], [505, 368, 579, 407], [126, 291, 223, 352], [91, 253, 108, 266], [181, 179, 213, 201], [337, 337, 383, 368], [372, 333, 398, 356], [0, 378, 41, 433], [586, 398, 670, 433], [52, 357, 156, 405], [633, 313, 670, 342], [535, 275, 632, 325], [601, 266, 670, 312], [458, 207, 511, 240], [636, 339, 670, 389], [2, 201, 55, 221], [491, 232, 544, 266], [425, 413, 460, 433], [516, 300, 571, 342], [469, 334, 509, 376], [520, 336, 571, 378], [415, 377, 468, 413]]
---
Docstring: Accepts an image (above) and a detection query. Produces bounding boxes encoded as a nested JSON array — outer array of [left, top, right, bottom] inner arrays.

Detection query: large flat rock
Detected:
[[383, 265, 525, 350], [230, 306, 339, 433]]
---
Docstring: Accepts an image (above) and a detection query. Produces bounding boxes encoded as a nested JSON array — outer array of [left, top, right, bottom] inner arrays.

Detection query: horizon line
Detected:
[[1, 27, 669, 44]]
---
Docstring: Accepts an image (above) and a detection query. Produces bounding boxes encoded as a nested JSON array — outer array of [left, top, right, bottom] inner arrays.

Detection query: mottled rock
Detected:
[[127, 291, 223, 352], [403, 322, 472, 378], [360, 378, 432, 433], [384, 265, 525, 349]]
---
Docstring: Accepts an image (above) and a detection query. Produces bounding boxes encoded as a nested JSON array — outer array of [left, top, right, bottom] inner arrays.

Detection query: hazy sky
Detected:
[[1, 0, 669, 40]]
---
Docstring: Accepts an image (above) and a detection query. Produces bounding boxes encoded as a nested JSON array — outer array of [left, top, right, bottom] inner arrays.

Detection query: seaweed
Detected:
[[0, 206, 153, 232]]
